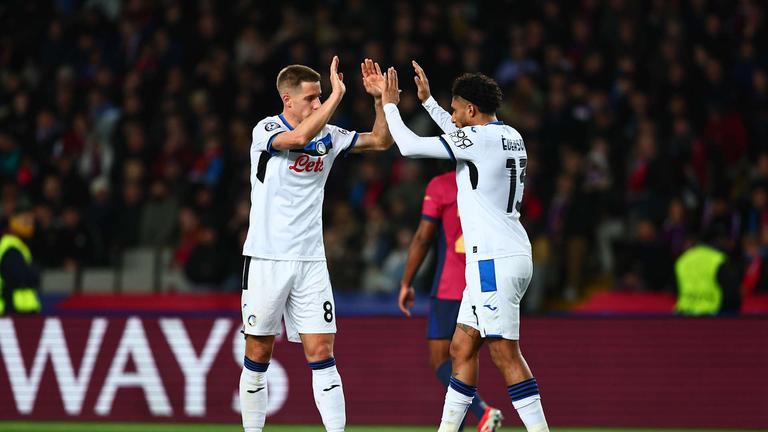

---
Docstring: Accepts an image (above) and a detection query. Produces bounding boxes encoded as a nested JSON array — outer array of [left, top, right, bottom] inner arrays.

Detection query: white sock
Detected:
[[438, 377, 475, 432], [309, 358, 346, 432], [508, 378, 549, 432], [240, 358, 269, 432]]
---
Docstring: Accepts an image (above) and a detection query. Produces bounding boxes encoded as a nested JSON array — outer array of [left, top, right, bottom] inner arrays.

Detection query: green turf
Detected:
[[0, 424, 760, 432]]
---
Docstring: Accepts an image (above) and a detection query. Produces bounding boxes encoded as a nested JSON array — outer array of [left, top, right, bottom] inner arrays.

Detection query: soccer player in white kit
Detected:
[[239, 56, 391, 432], [378, 66, 549, 432]]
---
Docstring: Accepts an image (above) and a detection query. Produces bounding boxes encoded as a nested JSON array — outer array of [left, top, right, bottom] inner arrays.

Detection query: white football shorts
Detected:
[[457, 255, 533, 340], [241, 257, 336, 343]]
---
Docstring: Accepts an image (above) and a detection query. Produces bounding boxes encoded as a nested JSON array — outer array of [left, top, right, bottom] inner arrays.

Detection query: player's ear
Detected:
[[282, 93, 291, 108]]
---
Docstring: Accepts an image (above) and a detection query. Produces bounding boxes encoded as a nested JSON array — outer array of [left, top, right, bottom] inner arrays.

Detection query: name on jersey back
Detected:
[[502, 136, 525, 152]]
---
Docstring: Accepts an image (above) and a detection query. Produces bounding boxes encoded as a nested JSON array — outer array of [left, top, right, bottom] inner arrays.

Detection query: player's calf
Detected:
[[487, 339, 548, 432], [240, 358, 269, 432], [308, 357, 346, 432], [438, 376, 476, 432]]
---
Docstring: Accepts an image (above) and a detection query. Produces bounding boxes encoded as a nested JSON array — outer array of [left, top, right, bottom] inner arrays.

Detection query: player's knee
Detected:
[[304, 341, 334, 362], [245, 336, 274, 363], [488, 340, 520, 368], [449, 339, 474, 364]]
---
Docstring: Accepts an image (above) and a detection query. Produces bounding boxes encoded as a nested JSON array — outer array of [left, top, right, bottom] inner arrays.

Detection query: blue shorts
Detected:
[[427, 298, 462, 340]]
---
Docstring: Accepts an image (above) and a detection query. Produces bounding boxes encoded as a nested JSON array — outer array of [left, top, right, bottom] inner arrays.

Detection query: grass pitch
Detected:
[[0, 423, 759, 432]]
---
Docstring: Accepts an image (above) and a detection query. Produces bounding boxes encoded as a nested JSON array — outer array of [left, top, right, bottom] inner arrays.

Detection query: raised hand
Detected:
[[330, 55, 346, 97], [381, 67, 400, 106], [412, 60, 431, 103], [361, 58, 385, 98]]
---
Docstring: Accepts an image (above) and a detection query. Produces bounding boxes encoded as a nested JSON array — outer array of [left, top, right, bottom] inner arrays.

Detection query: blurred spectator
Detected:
[[0, 207, 41, 314], [614, 220, 674, 292], [740, 234, 768, 297], [0, 0, 765, 307], [114, 181, 143, 249], [172, 206, 201, 269], [85, 177, 115, 266], [661, 198, 689, 258], [184, 225, 229, 290], [57, 206, 91, 270], [139, 179, 179, 247], [675, 223, 742, 315]]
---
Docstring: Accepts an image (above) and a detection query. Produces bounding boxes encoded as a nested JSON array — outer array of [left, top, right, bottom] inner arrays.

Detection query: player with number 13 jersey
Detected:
[[380, 65, 548, 432]]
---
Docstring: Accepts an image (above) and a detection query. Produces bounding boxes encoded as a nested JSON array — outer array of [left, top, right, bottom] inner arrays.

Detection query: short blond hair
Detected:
[[276, 65, 320, 94]]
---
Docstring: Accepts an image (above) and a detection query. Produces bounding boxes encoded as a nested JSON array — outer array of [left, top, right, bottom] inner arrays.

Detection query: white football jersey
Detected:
[[439, 122, 532, 263], [242, 114, 358, 260]]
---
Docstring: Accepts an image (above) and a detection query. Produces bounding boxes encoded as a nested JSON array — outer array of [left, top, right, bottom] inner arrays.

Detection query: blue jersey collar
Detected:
[[278, 113, 295, 130]]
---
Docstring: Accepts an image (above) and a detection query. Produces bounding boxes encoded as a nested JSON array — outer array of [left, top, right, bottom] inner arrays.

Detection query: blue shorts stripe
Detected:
[[479, 259, 497, 292]]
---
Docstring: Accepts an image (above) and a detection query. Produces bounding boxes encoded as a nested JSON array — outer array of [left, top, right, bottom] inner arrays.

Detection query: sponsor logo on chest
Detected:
[[288, 154, 325, 173]]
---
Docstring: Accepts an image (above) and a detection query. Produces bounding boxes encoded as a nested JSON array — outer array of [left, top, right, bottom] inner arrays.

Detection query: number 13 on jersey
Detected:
[[505, 157, 527, 214]]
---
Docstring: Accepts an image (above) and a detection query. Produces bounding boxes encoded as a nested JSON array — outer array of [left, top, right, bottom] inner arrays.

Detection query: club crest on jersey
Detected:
[[448, 130, 474, 149], [265, 122, 280, 131], [289, 154, 325, 173]]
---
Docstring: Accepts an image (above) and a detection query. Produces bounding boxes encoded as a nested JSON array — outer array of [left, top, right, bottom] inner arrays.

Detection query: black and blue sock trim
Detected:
[[244, 357, 269, 372], [449, 376, 477, 398], [308, 357, 336, 370], [507, 377, 539, 401]]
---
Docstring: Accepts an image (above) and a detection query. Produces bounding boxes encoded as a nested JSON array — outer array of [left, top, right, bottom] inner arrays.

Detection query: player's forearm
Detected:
[[274, 93, 343, 149], [401, 236, 431, 287], [383, 103, 453, 160], [422, 96, 458, 134], [370, 98, 394, 149]]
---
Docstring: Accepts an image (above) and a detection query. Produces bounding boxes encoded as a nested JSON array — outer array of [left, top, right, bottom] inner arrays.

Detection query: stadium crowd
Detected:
[[1, 0, 767, 309]]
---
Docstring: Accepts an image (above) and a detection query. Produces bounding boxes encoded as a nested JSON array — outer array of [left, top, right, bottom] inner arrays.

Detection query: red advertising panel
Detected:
[[0, 316, 766, 428]]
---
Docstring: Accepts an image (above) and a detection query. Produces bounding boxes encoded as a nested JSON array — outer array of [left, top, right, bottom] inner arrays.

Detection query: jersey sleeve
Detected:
[[421, 177, 444, 223], [252, 119, 288, 154], [422, 96, 459, 134], [439, 126, 487, 161], [329, 125, 360, 157], [383, 103, 456, 160]]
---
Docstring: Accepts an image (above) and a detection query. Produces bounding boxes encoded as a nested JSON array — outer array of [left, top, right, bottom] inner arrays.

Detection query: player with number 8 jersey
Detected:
[[239, 57, 393, 432]]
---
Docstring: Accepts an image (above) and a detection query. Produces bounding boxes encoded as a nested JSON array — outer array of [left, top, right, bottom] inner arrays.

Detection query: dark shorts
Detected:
[[427, 298, 462, 340]]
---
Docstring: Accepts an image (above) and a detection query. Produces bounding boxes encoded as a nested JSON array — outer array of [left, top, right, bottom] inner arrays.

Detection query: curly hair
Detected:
[[451, 73, 503, 114]]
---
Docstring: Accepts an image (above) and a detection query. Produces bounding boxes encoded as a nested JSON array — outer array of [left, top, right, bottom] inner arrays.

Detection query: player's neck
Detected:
[[467, 114, 498, 127], [280, 111, 302, 129]]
